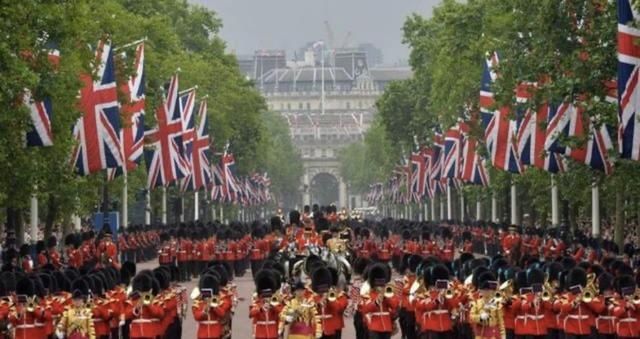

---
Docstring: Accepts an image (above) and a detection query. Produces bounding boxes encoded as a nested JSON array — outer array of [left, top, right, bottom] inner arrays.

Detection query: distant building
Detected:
[[242, 47, 411, 208], [357, 43, 384, 67]]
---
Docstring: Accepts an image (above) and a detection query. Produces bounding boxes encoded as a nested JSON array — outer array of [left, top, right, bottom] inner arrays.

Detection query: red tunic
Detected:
[[361, 290, 400, 333], [192, 298, 232, 338]]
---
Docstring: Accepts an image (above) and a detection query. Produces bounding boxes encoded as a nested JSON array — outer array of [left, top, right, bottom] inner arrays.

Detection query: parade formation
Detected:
[[2, 208, 640, 338]]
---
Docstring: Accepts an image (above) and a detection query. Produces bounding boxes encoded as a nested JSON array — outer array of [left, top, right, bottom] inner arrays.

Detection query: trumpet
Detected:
[[141, 291, 154, 306], [632, 291, 640, 305], [444, 288, 455, 299], [328, 288, 338, 302], [210, 296, 220, 308], [26, 296, 37, 313], [270, 294, 281, 307], [384, 284, 395, 299]]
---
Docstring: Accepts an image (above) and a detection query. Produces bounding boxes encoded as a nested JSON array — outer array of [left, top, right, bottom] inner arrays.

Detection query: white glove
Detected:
[[56, 329, 65, 339], [480, 311, 489, 321], [285, 315, 293, 323]]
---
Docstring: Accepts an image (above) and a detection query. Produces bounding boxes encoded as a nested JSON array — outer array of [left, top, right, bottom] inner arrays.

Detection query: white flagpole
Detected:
[[144, 190, 151, 225], [551, 174, 559, 226], [122, 169, 128, 229], [30, 189, 38, 243], [424, 202, 429, 221], [459, 190, 465, 220], [439, 196, 445, 221], [179, 195, 185, 222], [491, 193, 498, 222], [476, 198, 482, 221], [194, 191, 199, 221], [592, 179, 600, 237], [431, 199, 436, 222], [161, 187, 167, 224], [446, 185, 452, 220], [511, 182, 518, 225]]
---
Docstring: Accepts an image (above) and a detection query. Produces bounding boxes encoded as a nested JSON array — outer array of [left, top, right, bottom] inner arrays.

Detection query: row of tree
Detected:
[[0, 0, 302, 241], [340, 0, 640, 244]]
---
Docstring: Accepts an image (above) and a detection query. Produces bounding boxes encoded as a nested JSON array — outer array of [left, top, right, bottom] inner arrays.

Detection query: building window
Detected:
[[346, 102, 351, 109], [287, 103, 291, 110], [306, 102, 311, 110], [298, 102, 303, 110]]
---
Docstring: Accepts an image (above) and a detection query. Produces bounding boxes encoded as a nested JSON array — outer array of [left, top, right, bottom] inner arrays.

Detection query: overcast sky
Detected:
[[190, 0, 440, 64]]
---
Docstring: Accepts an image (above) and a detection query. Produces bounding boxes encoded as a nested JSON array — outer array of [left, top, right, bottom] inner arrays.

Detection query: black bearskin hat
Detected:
[[368, 263, 389, 287], [131, 273, 153, 294], [35, 240, 45, 253], [16, 277, 34, 296], [598, 272, 614, 293], [616, 274, 636, 295], [47, 236, 57, 248], [408, 255, 422, 274], [65, 234, 76, 247], [568, 267, 587, 288], [19, 244, 30, 257], [71, 278, 89, 299], [311, 267, 332, 293], [477, 271, 497, 290], [200, 274, 220, 295], [428, 264, 450, 287], [255, 270, 277, 297], [527, 268, 545, 286]]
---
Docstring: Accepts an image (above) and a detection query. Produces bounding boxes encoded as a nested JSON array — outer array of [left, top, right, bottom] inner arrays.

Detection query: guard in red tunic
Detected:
[[47, 236, 62, 269], [97, 227, 120, 269], [250, 227, 266, 277], [18, 244, 33, 273], [125, 273, 165, 339], [612, 274, 640, 339], [177, 229, 192, 282], [501, 225, 521, 265], [512, 268, 551, 338], [553, 267, 605, 338], [36, 240, 48, 268], [361, 263, 400, 339], [193, 274, 231, 339], [439, 228, 455, 263], [595, 273, 617, 338], [65, 233, 84, 269], [250, 270, 283, 339], [398, 254, 420, 339], [9, 277, 52, 339], [414, 264, 459, 338]]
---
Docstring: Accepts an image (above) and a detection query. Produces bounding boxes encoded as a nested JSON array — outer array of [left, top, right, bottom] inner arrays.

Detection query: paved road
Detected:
[[137, 260, 402, 338]]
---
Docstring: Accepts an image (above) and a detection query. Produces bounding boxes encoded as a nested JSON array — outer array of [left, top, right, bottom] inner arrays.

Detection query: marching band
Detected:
[[0, 207, 639, 338]]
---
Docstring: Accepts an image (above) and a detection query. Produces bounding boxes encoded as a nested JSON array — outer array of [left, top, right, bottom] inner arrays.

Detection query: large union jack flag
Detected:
[[179, 88, 197, 166], [26, 48, 59, 147], [145, 74, 190, 188], [618, 0, 640, 160], [410, 150, 427, 202], [119, 42, 146, 171], [515, 83, 565, 173], [220, 153, 240, 203], [545, 101, 613, 174], [71, 40, 122, 175], [181, 100, 211, 192], [480, 52, 522, 174], [459, 121, 490, 186], [25, 91, 53, 147], [443, 124, 463, 180]]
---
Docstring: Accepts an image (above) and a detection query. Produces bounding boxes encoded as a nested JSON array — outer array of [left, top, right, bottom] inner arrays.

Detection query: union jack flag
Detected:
[[71, 40, 122, 175], [26, 48, 59, 147], [181, 101, 211, 192], [459, 122, 490, 186], [515, 83, 565, 173], [179, 88, 197, 166], [429, 131, 444, 196], [480, 52, 522, 174], [25, 91, 53, 147], [443, 124, 463, 179], [221, 153, 240, 203], [618, 0, 640, 160], [545, 101, 613, 174], [410, 150, 427, 202], [145, 74, 190, 188], [210, 164, 224, 201], [119, 42, 145, 171]]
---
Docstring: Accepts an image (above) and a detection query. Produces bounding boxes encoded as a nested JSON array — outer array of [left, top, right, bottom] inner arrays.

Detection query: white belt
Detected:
[[256, 320, 276, 325], [16, 324, 36, 329], [522, 314, 545, 320], [132, 318, 159, 323], [370, 312, 390, 316], [201, 320, 219, 324], [567, 315, 589, 320], [427, 310, 449, 315], [597, 316, 616, 320], [619, 318, 637, 323], [316, 314, 332, 319]]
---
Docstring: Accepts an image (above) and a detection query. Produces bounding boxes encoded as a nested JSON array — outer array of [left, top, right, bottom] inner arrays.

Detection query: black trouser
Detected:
[[456, 323, 472, 339], [545, 329, 561, 339], [321, 335, 337, 339], [368, 332, 391, 339], [251, 260, 263, 278], [334, 329, 342, 339], [506, 329, 515, 339], [515, 336, 547, 339], [419, 330, 453, 339], [354, 311, 368, 339], [178, 261, 189, 281], [399, 309, 417, 339], [233, 259, 245, 277]]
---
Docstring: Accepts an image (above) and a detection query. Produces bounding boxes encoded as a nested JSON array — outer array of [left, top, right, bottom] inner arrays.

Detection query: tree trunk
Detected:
[[7, 207, 25, 246], [614, 183, 625, 249], [44, 194, 58, 241]]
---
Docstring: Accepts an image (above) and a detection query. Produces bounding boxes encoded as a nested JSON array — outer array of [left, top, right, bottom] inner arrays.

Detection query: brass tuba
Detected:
[[581, 273, 597, 303], [141, 291, 154, 306], [384, 284, 395, 298]]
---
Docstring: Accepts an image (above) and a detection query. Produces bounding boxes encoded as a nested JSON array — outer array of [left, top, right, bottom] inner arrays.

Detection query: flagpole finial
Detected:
[[194, 85, 199, 90], [176, 67, 182, 73]]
